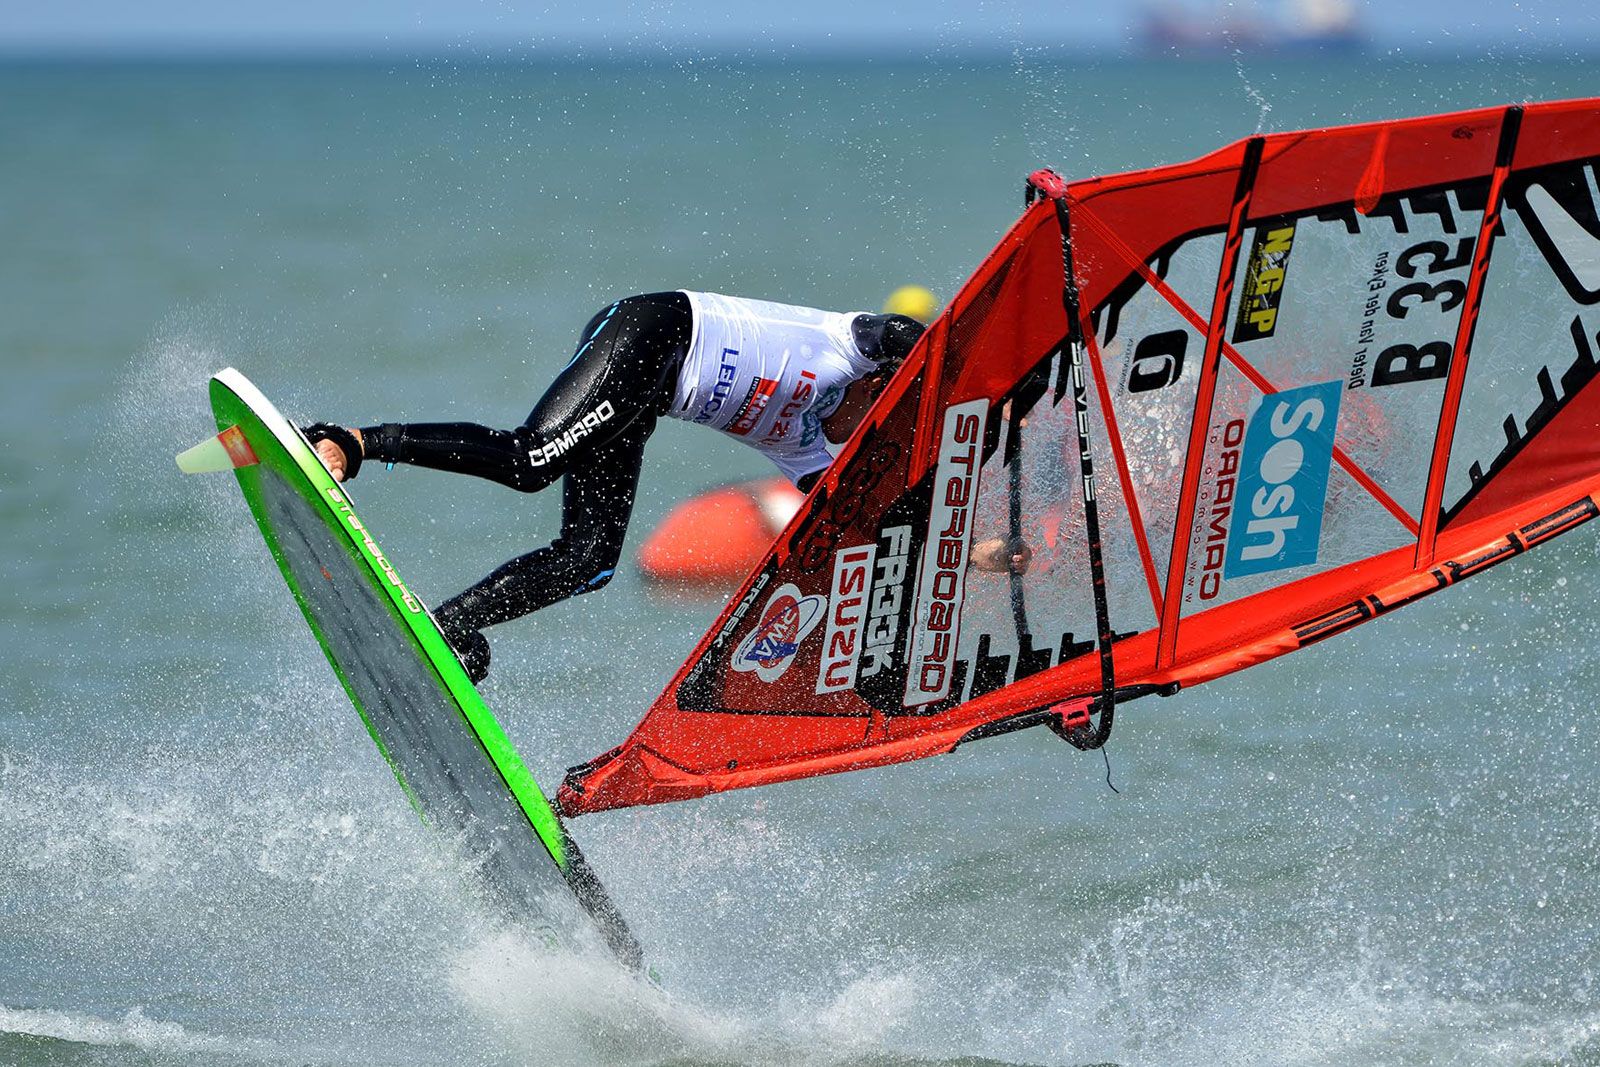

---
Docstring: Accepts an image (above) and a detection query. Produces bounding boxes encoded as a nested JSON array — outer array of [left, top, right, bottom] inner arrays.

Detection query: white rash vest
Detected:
[[669, 291, 879, 485]]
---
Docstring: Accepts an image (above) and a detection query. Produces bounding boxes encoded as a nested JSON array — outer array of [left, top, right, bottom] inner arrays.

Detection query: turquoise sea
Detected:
[[3, 51, 1599, 1066]]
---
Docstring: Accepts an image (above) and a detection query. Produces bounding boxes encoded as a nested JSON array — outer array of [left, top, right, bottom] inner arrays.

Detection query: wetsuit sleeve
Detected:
[[354, 293, 691, 498], [770, 442, 834, 489], [359, 422, 549, 493]]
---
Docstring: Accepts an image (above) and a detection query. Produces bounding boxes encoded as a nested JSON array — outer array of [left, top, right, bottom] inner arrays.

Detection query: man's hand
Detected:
[[310, 426, 363, 482], [971, 537, 1032, 575]]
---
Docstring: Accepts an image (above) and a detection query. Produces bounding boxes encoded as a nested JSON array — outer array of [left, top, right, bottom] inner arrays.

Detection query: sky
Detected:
[[5, 0, 1598, 53]]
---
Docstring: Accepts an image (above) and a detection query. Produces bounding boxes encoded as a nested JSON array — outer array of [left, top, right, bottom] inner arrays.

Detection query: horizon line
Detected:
[[2, 38, 1596, 64]]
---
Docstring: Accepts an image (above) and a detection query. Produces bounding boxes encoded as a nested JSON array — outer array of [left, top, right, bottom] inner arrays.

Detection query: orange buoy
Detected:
[[637, 477, 804, 585]]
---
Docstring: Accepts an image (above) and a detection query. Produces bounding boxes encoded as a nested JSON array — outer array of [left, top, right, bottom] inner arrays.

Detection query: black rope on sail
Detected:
[[1004, 410, 1033, 651], [1026, 170, 1117, 751]]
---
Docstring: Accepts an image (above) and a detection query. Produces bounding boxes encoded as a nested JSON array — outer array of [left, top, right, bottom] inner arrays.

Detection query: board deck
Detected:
[[199, 367, 642, 968]]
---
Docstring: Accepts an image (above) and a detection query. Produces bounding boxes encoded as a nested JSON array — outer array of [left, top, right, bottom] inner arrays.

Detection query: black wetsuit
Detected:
[[338, 292, 923, 681]]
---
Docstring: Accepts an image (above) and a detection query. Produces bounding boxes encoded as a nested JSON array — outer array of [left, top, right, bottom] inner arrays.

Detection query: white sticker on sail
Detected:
[[815, 543, 877, 694], [904, 399, 988, 707]]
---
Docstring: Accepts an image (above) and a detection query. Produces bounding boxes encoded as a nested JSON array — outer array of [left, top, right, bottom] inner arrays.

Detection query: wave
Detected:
[[0, 1005, 256, 1062]]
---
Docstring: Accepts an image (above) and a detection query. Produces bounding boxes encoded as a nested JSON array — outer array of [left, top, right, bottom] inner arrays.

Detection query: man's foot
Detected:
[[302, 423, 364, 482], [443, 625, 491, 684]]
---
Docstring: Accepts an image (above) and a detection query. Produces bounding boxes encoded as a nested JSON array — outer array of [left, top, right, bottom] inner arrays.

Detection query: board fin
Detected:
[[176, 424, 260, 474]]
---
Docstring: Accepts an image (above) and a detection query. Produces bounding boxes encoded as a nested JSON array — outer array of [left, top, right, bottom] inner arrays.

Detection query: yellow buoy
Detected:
[[882, 285, 939, 324]]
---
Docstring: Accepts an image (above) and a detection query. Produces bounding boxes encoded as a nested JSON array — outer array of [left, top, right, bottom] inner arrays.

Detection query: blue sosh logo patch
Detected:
[[1224, 380, 1342, 579]]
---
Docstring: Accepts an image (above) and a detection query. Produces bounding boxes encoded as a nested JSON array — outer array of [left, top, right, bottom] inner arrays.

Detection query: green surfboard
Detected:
[[187, 368, 642, 969]]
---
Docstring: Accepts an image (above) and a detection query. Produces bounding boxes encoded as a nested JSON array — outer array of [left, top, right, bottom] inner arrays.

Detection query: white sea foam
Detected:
[[0, 1004, 241, 1056], [447, 929, 742, 1067]]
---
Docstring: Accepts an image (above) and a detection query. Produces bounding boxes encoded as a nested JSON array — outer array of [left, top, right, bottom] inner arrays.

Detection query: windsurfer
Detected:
[[305, 291, 926, 682]]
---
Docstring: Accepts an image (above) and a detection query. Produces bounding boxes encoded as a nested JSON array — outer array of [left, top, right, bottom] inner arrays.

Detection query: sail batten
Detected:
[[1157, 136, 1263, 669], [1416, 105, 1524, 567]]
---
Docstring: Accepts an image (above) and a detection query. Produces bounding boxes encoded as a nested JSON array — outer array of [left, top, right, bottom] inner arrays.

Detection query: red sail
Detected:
[[560, 97, 1600, 816]]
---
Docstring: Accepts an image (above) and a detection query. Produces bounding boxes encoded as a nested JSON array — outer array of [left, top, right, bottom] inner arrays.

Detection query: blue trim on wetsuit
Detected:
[[560, 302, 620, 373]]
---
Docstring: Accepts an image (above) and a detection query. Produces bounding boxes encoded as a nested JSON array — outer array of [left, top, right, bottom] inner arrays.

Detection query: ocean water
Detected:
[[3, 51, 1600, 1067]]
